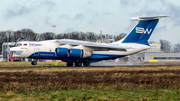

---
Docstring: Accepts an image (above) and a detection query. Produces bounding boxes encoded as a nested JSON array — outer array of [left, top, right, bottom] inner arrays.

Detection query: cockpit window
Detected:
[[16, 43, 22, 47]]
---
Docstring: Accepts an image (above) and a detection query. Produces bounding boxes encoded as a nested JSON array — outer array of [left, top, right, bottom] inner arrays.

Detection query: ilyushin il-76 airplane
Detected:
[[9, 16, 169, 66]]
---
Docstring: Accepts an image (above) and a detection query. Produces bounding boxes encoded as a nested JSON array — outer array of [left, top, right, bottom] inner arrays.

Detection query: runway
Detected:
[[90, 62, 180, 67], [0, 62, 179, 69]]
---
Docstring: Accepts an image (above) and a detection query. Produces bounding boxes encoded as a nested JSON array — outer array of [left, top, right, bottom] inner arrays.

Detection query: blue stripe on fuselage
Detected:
[[28, 52, 55, 59], [28, 52, 126, 61], [89, 54, 125, 60]]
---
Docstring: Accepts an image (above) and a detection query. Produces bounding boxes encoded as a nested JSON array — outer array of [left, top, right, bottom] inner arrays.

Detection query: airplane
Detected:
[[9, 16, 169, 66]]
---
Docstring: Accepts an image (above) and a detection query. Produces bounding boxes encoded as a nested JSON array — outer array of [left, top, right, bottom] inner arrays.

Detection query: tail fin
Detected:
[[121, 16, 170, 46]]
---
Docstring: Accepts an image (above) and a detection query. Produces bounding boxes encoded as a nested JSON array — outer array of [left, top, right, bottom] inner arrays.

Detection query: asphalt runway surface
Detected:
[[0, 62, 180, 69]]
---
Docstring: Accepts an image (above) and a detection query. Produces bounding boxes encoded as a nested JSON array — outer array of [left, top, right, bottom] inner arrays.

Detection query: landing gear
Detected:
[[31, 61, 37, 65], [83, 62, 90, 67], [67, 62, 73, 67], [75, 62, 82, 67], [66, 62, 90, 67]]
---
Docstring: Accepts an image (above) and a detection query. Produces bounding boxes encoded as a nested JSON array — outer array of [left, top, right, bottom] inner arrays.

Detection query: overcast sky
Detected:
[[0, 0, 180, 44]]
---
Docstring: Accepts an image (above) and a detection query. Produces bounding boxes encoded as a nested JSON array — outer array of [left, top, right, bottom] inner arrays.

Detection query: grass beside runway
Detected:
[[0, 66, 180, 100], [0, 62, 66, 67], [0, 89, 179, 101]]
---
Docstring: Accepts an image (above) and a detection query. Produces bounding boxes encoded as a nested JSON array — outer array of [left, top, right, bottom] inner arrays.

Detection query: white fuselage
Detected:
[[10, 40, 150, 62]]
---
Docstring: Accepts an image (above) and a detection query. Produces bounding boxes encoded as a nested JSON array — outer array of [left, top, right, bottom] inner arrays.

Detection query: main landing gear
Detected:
[[83, 62, 90, 67], [31, 61, 37, 65], [66, 62, 90, 67], [67, 62, 73, 67]]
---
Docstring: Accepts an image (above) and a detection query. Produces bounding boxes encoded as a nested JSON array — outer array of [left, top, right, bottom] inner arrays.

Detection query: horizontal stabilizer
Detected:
[[131, 16, 171, 21]]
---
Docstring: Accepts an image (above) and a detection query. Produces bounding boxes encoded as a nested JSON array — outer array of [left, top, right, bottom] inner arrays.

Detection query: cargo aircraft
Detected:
[[9, 16, 169, 66]]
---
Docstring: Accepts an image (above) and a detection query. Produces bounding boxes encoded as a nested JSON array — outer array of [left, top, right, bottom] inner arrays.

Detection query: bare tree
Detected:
[[20, 29, 37, 41], [78, 32, 86, 40], [148, 41, 157, 44], [159, 39, 172, 53], [12, 29, 37, 41], [5, 30, 14, 42], [85, 32, 97, 42], [115, 33, 127, 41], [173, 43, 180, 52], [13, 30, 22, 42], [105, 34, 113, 39], [38, 32, 54, 41], [0, 31, 8, 53], [56, 33, 64, 39]]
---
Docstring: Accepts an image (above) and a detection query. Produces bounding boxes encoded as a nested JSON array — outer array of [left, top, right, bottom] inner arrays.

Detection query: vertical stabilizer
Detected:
[[117, 16, 170, 46]]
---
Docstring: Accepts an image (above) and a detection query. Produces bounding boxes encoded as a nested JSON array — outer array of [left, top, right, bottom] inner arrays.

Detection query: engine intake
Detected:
[[55, 47, 69, 57]]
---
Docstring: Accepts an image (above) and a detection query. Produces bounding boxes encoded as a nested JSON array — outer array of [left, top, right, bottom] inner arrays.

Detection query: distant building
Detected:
[[130, 52, 180, 62], [129, 43, 180, 62], [144, 52, 180, 62], [2, 42, 15, 61], [142, 43, 162, 52]]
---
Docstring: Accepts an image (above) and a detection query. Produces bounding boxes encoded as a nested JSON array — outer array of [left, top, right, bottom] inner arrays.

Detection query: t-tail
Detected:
[[117, 16, 170, 46]]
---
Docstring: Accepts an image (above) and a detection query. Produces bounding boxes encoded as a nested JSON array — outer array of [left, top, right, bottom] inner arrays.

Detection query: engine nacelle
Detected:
[[55, 47, 92, 58], [69, 49, 82, 58], [55, 47, 69, 57], [69, 49, 92, 58]]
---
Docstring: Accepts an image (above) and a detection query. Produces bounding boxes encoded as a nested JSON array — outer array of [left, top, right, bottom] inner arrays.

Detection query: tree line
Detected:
[[0, 29, 127, 42], [0, 28, 179, 53]]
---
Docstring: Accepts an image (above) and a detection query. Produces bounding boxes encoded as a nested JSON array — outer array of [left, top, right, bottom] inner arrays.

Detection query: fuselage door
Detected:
[[34, 47, 40, 56]]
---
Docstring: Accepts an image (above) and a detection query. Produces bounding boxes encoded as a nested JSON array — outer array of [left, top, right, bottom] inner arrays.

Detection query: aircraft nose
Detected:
[[9, 47, 23, 57]]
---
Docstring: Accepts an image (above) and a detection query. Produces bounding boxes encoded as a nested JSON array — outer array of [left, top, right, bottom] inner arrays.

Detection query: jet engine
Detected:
[[69, 49, 92, 58], [69, 48, 82, 58], [55, 47, 69, 57], [55, 47, 92, 58]]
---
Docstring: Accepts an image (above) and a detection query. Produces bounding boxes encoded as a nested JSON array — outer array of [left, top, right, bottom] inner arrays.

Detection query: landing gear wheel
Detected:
[[67, 62, 73, 67], [75, 62, 82, 67], [31, 61, 37, 65], [83, 62, 90, 67]]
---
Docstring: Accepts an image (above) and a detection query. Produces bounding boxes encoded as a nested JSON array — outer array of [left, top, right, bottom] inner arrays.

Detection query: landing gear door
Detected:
[[34, 48, 40, 56]]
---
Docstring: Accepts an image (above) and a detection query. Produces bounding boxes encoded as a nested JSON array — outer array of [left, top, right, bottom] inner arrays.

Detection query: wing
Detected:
[[57, 39, 128, 51]]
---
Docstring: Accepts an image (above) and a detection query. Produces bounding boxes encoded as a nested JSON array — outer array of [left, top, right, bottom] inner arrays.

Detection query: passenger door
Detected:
[[34, 48, 40, 56]]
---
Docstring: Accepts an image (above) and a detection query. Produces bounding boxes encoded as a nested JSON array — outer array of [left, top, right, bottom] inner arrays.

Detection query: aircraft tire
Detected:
[[83, 62, 90, 67], [67, 62, 73, 67], [75, 62, 82, 67], [31, 61, 37, 65]]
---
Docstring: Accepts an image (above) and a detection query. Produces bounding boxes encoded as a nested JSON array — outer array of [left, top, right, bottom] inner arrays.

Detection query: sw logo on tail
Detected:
[[136, 27, 152, 34]]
